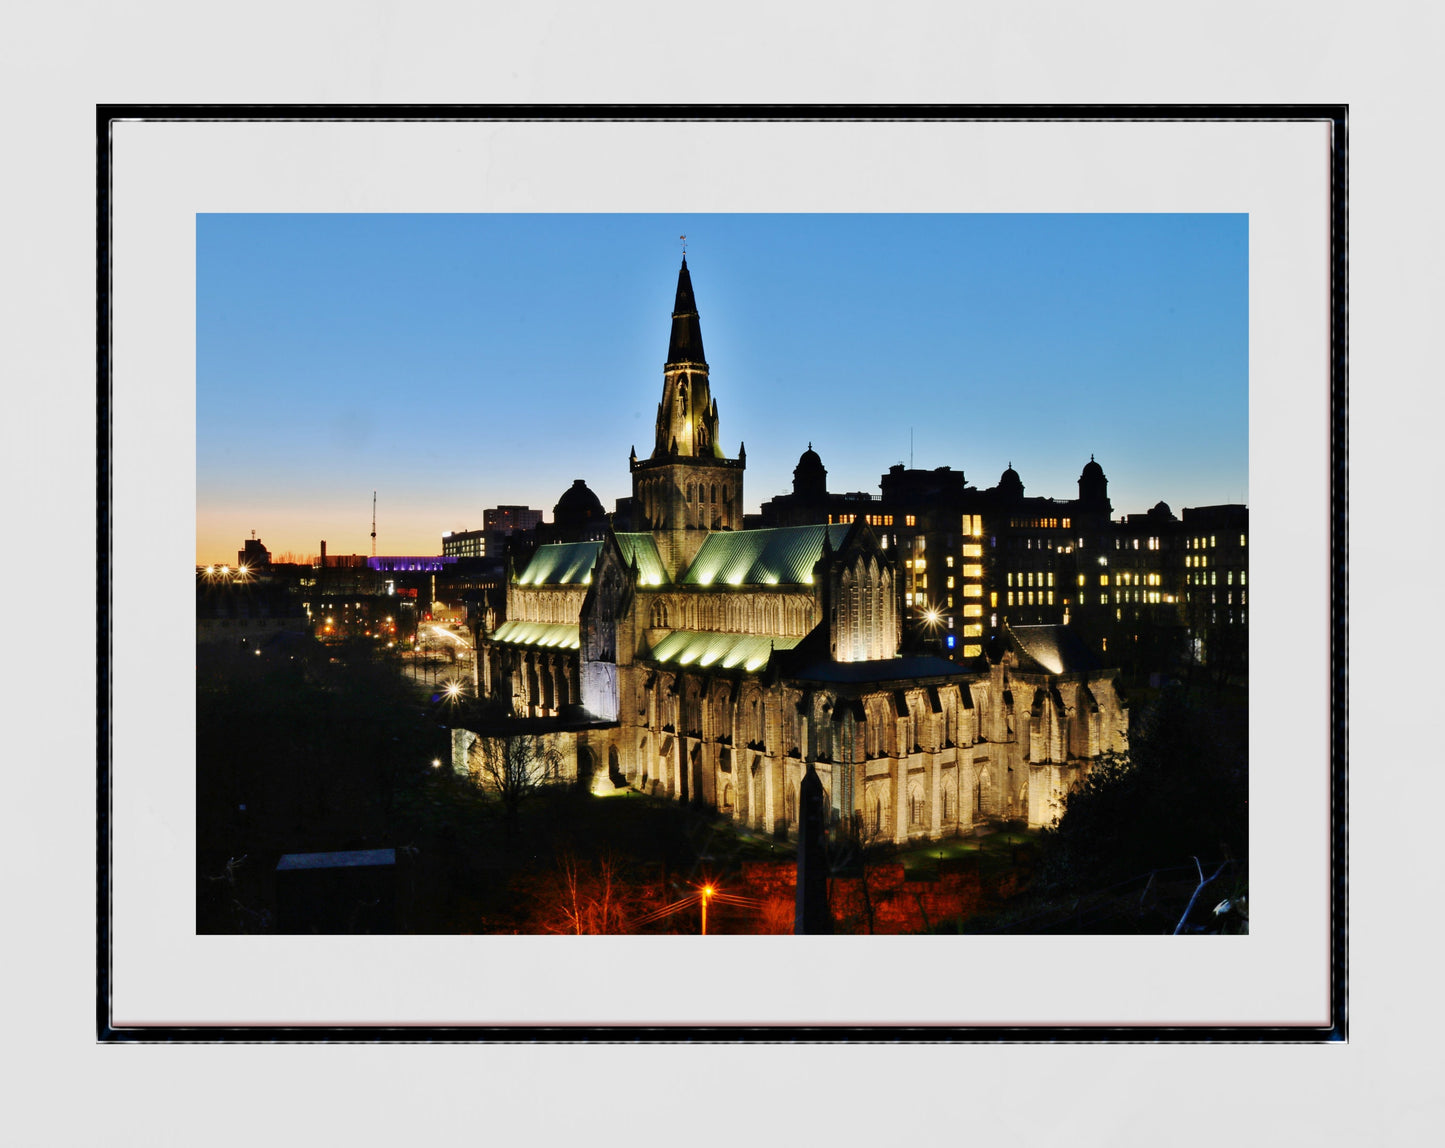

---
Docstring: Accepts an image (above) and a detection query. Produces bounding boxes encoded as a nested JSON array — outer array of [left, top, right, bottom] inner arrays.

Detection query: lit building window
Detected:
[[1047, 591, 1054, 605], [990, 592, 998, 607], [946, 555, 954, 568], [962, 544, 983, 558], [964, 604, 983, 618], [1007, 592, 1014, 606], [963, 564, 982, 578]]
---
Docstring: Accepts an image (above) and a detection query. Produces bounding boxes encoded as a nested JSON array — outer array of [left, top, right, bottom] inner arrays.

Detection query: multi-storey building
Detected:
[[484, 505, 543, 534], [770, 450, 1243, 675], [442, 529, 488, 560]]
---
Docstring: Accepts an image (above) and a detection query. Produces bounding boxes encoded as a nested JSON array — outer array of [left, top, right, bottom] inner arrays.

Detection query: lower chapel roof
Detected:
[[644, 629, 800, 672], [488, 620, 580, 650]]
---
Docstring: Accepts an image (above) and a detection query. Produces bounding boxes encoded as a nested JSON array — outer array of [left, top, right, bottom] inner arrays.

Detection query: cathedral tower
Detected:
[[630, 257, 745, 578]]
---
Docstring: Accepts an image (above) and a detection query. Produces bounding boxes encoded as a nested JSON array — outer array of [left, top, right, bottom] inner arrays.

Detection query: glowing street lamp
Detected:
[[700, 884, 715, 935]]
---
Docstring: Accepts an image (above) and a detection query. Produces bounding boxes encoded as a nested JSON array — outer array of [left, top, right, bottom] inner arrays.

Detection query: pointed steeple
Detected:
[[667, 257, 707, 366]]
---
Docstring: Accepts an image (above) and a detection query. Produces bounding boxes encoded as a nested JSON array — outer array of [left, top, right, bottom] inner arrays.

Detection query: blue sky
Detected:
[[197, 213, 1247, 562]]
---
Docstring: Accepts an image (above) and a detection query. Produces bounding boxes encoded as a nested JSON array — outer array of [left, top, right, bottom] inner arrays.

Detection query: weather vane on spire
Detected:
[[680, 234, 687, 256]]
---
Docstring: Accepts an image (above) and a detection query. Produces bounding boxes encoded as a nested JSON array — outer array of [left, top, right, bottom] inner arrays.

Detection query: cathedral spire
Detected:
[[634, 254, 744, 577], [652, 256, 721, 461], [667, 256, 706, 366]]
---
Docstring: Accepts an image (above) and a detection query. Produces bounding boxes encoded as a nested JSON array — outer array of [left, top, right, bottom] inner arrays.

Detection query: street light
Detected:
[[700, 884, 715, 935]]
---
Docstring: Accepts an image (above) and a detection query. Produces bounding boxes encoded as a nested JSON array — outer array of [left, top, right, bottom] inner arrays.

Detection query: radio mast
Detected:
[[371, 491, 377, 557]]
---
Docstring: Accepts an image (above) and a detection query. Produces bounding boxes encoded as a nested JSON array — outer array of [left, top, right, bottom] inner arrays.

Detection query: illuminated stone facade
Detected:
[[468, 259, 1127, 839]]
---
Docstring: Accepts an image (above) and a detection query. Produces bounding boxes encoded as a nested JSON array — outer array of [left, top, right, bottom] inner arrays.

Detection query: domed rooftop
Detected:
[[1081, 454, 1105, 480], [792, 442, 828, 498], [554, 478, 605, 521], [997, 462, 1024, 499]]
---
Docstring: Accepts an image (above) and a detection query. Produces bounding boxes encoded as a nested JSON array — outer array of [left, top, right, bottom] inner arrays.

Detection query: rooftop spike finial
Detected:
[[679, 233, 687, 259]]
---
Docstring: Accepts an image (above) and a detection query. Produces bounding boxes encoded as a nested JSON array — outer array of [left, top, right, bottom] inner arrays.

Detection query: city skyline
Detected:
[[197, 213, 1248, 564]]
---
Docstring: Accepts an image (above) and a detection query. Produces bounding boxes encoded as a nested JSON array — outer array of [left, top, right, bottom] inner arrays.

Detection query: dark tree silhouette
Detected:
[[466, 732, 563, 837]]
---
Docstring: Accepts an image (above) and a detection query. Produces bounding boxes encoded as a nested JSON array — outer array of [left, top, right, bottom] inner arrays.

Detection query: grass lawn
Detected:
[[895, 825, 1039, 876]]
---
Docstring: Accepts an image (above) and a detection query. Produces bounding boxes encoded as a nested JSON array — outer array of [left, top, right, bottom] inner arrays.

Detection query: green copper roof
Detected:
[[516, 535, 668, 587], [614, 533, 669, 586], [682, 524, 852, 587], [646, 629, 800, 671], [517, 542, 602, 586], [488, 620, 580, 650]]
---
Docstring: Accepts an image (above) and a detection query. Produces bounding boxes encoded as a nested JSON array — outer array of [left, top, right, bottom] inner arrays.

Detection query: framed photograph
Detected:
[[101, 107, 1344, 1037]]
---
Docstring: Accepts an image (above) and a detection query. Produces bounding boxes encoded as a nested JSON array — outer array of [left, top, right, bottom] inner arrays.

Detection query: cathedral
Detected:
[[461, 258, 1128, 840]]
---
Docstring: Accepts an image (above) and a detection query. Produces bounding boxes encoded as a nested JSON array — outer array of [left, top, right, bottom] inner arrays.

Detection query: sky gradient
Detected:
[[197, 213, 1247, 563]]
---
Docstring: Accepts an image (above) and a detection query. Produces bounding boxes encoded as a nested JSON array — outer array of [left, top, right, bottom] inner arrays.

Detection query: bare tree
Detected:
[[827, 814, 890, 934], [468, 732, 563, 836], [548, 850, 633, 934]]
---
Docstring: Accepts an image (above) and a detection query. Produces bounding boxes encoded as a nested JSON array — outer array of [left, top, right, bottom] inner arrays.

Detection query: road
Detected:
[[400, 623, 474, 694]]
